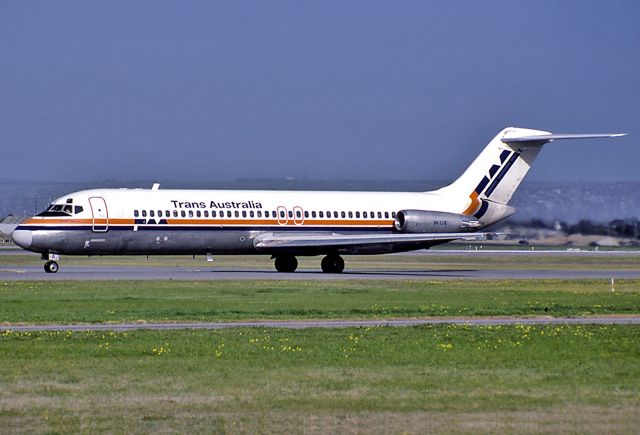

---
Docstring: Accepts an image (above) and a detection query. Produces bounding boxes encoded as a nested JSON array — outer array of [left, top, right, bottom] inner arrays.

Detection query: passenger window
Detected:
[[377, 212, 382, 218], [341, 211, 346, 218], [355, 211, 360, 218], [334, 211, 338, 218], [326, 211, 331, 218], [188, 210, 194, 217], [235, 211, 239, 218], [363, 211, 367, 218], [134, 210, 139, 217], [181, 210, 186, 218], [196, 211, 201, 217], [288, 211, 293, 218], [385, 212, 389, 218], [348, 211, 353, 218], [311, 211, 316, 218], [142, 210, 147, 217], [212, 210, 216, 217], [204, 210, 209, 218], [150, 210, 155, 217], [242, 211, 247, 218], [392, 212, 396, 218], [257, 211, 262, 218], [250, 211, 254, 218], [304, 211, 309, 218], [165, 210, 170, 217], [75, 206, 83, 214], [227, 211, 232, 218], [280, 211, 285, 218], [296, 210, 301, 218], [319, 211, 324, 218], [158, 210, 163, 217], [173, 210, 178, 217]]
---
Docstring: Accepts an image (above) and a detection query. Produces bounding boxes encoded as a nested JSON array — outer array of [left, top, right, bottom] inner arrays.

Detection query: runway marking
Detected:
[[3, 316, 640, 332]]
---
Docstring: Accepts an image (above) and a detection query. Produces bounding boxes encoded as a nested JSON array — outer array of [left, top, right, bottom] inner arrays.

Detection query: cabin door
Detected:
[[89, 197, 109, 232]]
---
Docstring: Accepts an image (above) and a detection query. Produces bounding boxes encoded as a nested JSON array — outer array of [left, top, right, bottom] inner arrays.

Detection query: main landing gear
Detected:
[[44, 260, 59, 273], [321, 254, 345, 273], [273, 254, 345, 273], [274, 255, 298, 273]]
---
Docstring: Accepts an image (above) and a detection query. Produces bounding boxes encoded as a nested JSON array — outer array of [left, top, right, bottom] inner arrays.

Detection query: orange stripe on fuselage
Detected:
[[20, 217, 394, 228]]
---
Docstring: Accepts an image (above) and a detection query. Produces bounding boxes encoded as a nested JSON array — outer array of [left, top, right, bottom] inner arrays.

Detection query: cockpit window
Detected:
[[37, 203, 84, 217]]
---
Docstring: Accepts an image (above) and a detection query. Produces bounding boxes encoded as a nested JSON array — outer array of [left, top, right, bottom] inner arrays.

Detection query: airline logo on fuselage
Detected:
[[170, 200, 263, 209]]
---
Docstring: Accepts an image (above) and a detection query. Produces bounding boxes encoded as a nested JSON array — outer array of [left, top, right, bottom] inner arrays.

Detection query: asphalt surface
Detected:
[[2, 248, 639, 280], [3, 316, 640, 332], [2, 265, 640, 280]]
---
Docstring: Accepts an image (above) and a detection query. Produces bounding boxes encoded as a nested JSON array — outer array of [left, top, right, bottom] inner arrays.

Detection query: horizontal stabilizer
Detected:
[[502, 133, 626, 145]]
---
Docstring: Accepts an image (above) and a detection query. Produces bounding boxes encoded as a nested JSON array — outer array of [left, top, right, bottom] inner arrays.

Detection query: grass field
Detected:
[[2, 250, 640, 433], [1, 324, 639, 433], [0, 279, 639, 324]]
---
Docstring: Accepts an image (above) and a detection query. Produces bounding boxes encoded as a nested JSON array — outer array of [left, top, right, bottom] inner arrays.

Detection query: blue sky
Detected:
[[1, 1, 638, 183]]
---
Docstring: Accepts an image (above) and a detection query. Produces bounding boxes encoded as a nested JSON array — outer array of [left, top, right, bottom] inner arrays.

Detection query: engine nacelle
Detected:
[[394, 210, 481, 233]]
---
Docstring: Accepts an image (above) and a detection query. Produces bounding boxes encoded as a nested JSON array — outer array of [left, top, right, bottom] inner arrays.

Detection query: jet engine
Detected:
[[394, 210, 481, 233]]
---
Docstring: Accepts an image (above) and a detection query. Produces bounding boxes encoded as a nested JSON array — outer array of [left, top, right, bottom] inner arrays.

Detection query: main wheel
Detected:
[[44, 261, 59, 274], [321, 254, 345, 273], [274, 255, 298, 272]]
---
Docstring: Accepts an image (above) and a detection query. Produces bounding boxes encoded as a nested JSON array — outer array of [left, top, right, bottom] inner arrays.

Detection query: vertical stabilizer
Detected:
[[436, 127, 625, 224], [436, 127, 550, 220]]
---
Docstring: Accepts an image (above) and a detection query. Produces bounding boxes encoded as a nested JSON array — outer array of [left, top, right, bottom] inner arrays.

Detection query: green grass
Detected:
[[1, 279, 639, 324], [1, 325, 638, 433]]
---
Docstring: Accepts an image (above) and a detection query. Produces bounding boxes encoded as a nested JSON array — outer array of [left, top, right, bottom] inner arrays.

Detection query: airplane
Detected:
[[11, 127, 625, 273]]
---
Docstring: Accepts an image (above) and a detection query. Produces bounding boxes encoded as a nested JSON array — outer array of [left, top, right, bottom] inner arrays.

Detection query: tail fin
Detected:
[[437, 127, 625, 224]]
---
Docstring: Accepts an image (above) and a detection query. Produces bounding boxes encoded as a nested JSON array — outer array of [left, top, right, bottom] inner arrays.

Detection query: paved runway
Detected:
[[3, 316, 640, 332], [2, 264, 640, 280]]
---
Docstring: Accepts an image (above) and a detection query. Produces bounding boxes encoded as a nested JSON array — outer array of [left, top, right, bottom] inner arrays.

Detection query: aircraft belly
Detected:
[[31, 229, 258, 255]]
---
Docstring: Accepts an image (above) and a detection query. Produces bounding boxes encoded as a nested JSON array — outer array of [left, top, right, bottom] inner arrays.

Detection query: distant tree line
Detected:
[[507, 218, 640, 239]]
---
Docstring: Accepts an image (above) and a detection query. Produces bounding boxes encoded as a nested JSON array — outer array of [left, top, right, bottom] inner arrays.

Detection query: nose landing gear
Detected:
[[44, 260, 59, 273]]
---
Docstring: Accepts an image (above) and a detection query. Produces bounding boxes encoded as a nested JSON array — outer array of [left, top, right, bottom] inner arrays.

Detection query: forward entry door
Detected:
[[89, 197, 109, 232]]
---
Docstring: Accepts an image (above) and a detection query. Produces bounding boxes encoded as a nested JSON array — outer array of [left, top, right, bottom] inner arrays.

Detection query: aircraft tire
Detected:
[[321, 254, 345, 273], [44, 261, 59, 273], [274, 255, 298, 273]]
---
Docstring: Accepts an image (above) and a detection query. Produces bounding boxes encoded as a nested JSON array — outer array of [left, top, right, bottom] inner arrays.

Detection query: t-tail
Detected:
[[436, 127, 626, 227]]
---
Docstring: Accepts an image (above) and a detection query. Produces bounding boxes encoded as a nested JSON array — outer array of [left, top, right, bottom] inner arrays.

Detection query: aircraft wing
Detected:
[[254, 231, 491, 251]]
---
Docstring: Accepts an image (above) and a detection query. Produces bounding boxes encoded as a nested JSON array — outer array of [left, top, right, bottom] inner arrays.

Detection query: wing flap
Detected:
[[254, 232, 491, 250]]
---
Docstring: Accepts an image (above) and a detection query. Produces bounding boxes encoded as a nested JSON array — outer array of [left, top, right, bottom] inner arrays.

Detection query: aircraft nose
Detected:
[[12, 229, 33, 249]]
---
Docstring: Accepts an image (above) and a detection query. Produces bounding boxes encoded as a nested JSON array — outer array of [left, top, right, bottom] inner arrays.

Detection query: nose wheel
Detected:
[[44, 261, 59, 273]]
